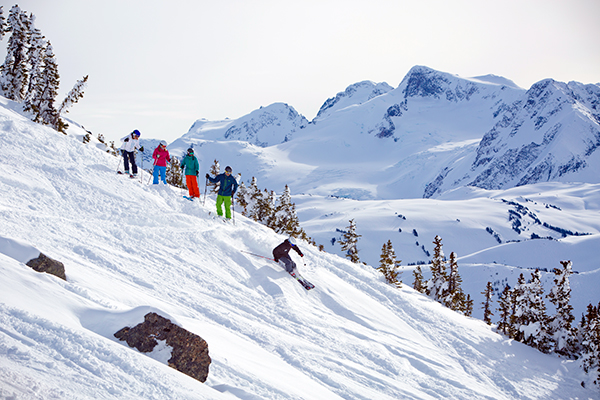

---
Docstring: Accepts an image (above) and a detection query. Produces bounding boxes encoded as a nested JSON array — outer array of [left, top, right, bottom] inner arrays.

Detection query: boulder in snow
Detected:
[[114, 312, 211, 383]]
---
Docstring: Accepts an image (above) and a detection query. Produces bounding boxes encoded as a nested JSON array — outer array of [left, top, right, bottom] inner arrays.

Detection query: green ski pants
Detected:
[[216, 195, 232, 219]]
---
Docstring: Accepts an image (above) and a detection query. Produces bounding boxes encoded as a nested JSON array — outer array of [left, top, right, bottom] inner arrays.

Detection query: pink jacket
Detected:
[[152, 146, 171, 167]]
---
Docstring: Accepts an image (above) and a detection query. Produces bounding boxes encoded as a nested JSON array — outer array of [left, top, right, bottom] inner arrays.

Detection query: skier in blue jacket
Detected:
[[206, 166, 238, 220]]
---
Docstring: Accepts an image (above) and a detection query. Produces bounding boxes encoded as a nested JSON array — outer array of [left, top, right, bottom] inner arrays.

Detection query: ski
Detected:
[[241, 250, 315, 290], [117, 171, 136, 179], [183, 196, 195, 201]]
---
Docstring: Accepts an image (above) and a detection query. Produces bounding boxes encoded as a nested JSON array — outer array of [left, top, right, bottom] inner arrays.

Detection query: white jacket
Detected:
[[120, 134, 140, 152]]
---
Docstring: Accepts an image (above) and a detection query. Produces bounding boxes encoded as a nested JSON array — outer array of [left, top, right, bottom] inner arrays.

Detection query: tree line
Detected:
[[0, 4, 87, 133], [339, 219, 599, 388]]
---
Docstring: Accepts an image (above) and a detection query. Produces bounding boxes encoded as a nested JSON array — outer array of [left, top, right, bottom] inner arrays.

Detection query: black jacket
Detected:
[[273, 240, 303, 262]]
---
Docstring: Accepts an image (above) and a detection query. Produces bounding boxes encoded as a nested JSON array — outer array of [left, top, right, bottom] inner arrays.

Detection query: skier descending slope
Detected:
[[273, 237, 314, 290]]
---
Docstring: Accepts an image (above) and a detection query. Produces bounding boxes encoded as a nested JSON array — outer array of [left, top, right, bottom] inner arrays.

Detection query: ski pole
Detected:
[[115, 150, 123, 173], [241, 250, 275, 262], [202, 177, 208, 206], [231, 197, 236, 226], [139, 152, 144, 183]]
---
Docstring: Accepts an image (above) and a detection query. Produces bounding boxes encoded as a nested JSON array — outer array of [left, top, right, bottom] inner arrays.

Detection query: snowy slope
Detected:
[[1, 100, 598, 398]]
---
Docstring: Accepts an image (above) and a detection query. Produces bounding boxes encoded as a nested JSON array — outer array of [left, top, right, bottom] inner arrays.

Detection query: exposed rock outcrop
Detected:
[[26, 253, 67, 281], [114, 312, 211, 382]]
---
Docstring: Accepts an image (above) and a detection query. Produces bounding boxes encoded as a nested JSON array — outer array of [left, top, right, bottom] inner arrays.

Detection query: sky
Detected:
[[2, 0, 600, 143]]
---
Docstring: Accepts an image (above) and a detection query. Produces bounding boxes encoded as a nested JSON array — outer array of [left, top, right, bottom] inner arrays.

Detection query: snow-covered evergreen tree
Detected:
[[412, 265, 426, 294], [547, 260, 577, 358], [56, 75, 88, 130], [0, 6, 6, 41], [32, 41, 60, 129], [579, 303, 600, 386], [208, 159, 220, 193], [235, 181, 249, 215], [444, 251, 468, 314], [166, 157, 184, 188], [0, 5, 29, 102], [272, 185, 303, 238], [497, 285, 515, 337], [515, 269, 552, 353], [23, 14, 45, 108], [482, 281, 494, 325], [339, 219, 361, 263], [377, 240, 402, 288], [426, 235, 447, 302]]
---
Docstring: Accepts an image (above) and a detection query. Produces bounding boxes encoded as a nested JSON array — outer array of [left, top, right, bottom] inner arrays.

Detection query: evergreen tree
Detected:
[[412, 265, 426, 294], [547, 260, 577, 358], [444, 251, 469, 314], [166, 156, 184, 188], [580, 303, 600, 386], [464, 294, 474, 317], [482, 281, 494, 325], [339, 219, 361, 263], [1, 5, 29, 101], [377, 240, 402, 288], [23, 14, 45, 108], [235, 181, 249, 215], [497, 285, 515, 337], [515, 269, 552, 353], [209, 159, 220, 193], [272, 185, 303, 237], [57, 74, 88, 123], [511, 273, 527, 342], [426, 235, 448, 302], [0, 6, 6, 41], [33, 41, 60, 129]]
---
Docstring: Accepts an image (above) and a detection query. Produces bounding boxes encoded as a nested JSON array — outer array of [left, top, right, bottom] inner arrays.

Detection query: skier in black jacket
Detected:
[[273, 237, 304, 274]]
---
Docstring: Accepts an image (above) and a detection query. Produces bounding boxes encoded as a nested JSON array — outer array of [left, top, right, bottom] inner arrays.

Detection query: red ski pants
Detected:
[[186, 175, 200, 198]]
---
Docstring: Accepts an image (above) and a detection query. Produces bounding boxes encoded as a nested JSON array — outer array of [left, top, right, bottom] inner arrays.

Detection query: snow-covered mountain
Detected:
[[168, 66, 599, 201], [184, 102, 308, 147], [424, 79, 600, 196], [1, 94, 598, 399]]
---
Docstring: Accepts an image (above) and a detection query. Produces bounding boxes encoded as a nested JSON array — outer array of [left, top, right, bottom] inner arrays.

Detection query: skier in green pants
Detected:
[[206, 166, 238, 221]]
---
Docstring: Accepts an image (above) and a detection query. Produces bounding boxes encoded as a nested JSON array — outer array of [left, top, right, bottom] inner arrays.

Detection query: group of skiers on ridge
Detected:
[[119, 130, 304, 276]]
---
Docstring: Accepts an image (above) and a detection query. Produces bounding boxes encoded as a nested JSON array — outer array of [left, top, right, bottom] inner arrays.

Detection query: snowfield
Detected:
[[1, 95, 599, 399]]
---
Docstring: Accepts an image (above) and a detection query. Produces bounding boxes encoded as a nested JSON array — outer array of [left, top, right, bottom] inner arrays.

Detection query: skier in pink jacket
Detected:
[[152, 141, 171, 184]]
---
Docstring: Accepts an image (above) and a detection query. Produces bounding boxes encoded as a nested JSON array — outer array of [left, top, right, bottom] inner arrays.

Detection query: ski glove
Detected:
[[124, 138, 129, 142], [205, 173, 210, 179], [140, 146, 144, 152]]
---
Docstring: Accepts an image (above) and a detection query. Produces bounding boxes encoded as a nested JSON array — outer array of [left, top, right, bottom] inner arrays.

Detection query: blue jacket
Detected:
[[208, 173, 238, 197]]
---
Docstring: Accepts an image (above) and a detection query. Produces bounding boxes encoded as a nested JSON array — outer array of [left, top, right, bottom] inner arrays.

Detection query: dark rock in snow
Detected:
[[26, 253, 67, 281], [114, 312, 211, 383]]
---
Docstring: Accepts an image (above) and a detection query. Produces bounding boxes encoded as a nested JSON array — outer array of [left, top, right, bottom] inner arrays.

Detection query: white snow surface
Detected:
[[1, 97, 599, 399]]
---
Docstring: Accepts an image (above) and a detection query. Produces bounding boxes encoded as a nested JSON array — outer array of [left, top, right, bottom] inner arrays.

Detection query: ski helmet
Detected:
[[187, 147, 194, 154], [225, 166, 232, 173], [159, 140, 167, 147], [288, 237, 296, 245], [132, 129, 141, 137]]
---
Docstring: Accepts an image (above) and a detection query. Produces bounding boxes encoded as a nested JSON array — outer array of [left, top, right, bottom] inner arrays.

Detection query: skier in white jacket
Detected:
[[120, 130, 143, 176]]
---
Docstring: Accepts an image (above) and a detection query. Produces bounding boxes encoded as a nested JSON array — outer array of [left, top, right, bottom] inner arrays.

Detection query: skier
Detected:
[[181, 147, 200, 199], [120, 130, 143, 177], [205, 166, 238, 220], [273, 237, 304, 275], [152, 141, 171, 184]]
